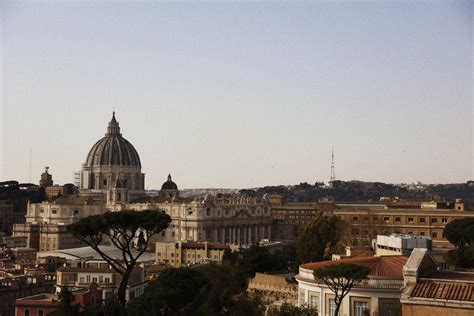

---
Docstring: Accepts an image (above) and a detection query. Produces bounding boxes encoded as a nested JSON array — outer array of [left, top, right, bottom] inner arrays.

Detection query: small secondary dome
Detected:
[[85, 112, 141, 167], [161, 174, 178, 190]]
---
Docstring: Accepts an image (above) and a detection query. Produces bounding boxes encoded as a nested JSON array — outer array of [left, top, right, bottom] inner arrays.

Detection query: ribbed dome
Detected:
[[85, 113, 141, 167], [161, 174, 178, 190]]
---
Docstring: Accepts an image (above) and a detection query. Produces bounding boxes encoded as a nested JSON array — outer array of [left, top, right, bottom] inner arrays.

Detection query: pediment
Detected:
[[234, 209, 252, 218]]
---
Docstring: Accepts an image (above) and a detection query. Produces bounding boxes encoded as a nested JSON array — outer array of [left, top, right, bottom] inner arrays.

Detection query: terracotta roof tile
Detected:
[[411, 281, 474, 302], [301, 256, 407, 278]]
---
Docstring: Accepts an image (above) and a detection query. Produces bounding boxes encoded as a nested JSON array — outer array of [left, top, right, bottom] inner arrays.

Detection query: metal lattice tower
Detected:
[[330, 146, 335, 183]]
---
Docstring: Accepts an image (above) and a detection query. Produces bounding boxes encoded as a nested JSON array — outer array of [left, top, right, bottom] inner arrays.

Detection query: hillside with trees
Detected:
[[242, 180, 474, 203]]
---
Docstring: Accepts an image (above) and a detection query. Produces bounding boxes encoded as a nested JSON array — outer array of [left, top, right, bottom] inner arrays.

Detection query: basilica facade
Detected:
[[13, 113, 271, 251]]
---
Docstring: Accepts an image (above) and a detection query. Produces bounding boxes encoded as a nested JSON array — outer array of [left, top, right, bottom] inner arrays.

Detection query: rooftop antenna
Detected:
[[330, 146, 335, 184]]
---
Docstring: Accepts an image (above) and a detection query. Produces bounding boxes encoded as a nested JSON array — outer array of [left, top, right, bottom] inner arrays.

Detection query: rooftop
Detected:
[[37, 246, 155, 262], [16, 293, 57, 302], [301, 256, 408, 278], [410, 281, 474, 302], [179, 241, 230, 250]]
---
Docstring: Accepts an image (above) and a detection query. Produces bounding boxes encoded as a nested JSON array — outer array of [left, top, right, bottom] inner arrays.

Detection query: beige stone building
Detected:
[[13, 113, 272, 251], [247, 272, 298, 306], [334, 200, 473, 248], [131, 192, 272, 245], [155, 241, 230, 267]]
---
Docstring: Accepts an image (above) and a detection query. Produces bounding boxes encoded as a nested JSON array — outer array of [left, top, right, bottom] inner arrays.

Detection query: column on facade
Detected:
[[214, 228, 219, 243], [222, 227, 226, 244], [232, 227, 236, 244], [248, 225, 252, 244], [254, 225, 259, 243], [237, 227, 241, 245], [243, 226, 248, 245]]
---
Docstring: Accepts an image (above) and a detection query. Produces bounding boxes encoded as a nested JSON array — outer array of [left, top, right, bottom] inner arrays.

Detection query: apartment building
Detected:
[[270, 195, 336, 240], [334, 200, 472, 248]]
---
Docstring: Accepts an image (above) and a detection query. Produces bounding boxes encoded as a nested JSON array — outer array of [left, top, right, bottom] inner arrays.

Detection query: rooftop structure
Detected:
[[401, 248, 474, 315], [37, 246, 155, 264], [375, 234, 432, 256]]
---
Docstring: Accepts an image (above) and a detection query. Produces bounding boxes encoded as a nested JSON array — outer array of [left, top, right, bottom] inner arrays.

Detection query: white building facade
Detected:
[[296, 256, 407, 316]]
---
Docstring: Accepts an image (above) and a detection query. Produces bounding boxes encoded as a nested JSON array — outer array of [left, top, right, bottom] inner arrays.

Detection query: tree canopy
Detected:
[[295, 215, 346, 264], [127, 264, 265, 316], [49, 286, 80, 316], [444, 218, 474, 248], [67, 210, 171, 314], [443, 218, 474, 268], [267, 302, 317, 316], [127, 268, 210, 316], [223, 243, 296, 278], [313, 263, 371, 316]]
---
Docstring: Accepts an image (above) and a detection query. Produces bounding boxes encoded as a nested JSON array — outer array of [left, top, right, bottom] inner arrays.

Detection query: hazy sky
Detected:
[[1, 1, 472, 189]]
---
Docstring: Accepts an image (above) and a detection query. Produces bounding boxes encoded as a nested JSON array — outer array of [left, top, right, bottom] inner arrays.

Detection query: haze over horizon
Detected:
[[1, 1, 472, 189]]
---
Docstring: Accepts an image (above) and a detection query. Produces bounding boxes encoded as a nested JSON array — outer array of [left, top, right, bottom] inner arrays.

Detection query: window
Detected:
[[352, 228, 359, 235], [329, 299, 336, 316], [225, 209, 229, 216], [431, 218, 438, 223], [395, 217, 401, 222], [408, 217, 414, 223], [442, 218, 448, 224], [40, 208, 44, 213], [52, 209, 57, 214], [354, 301, 369, 316], [103, 179, 107, 186], [38, 310, 44, 316], [363, 217, 369, 221], [373, 216, 378, 221], [352, 216, 358, 222], [105, 277, 110, 283], [24, 310, 30, 316], [80, 277, 84, 283], [432, 232, 438, 238], [99, 276, 103, 283], [92, 277, 97, 283], [419, 218, 426, 223], [206, 208, 211, 216], [384, 217, 390, 223], [310, 295, 319, 309], [420, 231, 425, 236]]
